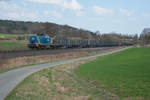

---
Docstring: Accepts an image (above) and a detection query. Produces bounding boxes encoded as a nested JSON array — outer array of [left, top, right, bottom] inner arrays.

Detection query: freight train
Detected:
[[28, 33, 132, 49]]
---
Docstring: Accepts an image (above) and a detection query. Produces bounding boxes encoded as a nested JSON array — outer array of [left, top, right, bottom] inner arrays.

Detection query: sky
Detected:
[[0, 0, 150, 34]]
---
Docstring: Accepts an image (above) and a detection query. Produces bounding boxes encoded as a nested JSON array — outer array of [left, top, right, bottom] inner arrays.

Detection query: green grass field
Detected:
[[0, 34, 18, 38], [0, 33, 28, 51], [76, 47, 150, 99], [0, 41, 27, 51]]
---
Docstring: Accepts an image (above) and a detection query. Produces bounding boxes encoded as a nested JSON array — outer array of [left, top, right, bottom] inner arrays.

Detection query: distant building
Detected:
[[142, 28, 150, 34]]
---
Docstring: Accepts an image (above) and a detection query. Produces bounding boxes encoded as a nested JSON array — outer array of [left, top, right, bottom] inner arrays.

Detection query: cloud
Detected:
[[0, 1, 38, 21], [93, 5, 114, 16], [143, 13, 150, 17], [70, 0, 83, 11], [43, 11, 62, 18], [69, 0, 84, 16], [28, 0, 84, 16], [119, 8, 134, 16], [28, 0, 62, 5]]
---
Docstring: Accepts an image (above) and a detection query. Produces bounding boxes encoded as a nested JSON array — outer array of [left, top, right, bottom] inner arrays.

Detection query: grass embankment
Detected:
[[76, 47, 150, 99], [0, 41, 27, 51], [0, 47, 122, 74]]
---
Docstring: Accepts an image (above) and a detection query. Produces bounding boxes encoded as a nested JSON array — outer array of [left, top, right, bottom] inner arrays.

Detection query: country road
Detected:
[[0, 47, 130, 100]]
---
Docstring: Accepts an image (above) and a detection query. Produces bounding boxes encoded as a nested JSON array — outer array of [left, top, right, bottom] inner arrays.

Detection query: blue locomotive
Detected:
[[28, 33, 132, 49], [28, 33, 51, 49]]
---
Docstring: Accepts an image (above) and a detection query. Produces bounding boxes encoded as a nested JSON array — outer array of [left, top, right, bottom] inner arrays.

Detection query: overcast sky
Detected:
[[0, 0, 150, 34]]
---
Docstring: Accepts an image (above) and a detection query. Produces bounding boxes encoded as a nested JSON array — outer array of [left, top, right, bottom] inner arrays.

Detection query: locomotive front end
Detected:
[[28, 33, 51, 49]]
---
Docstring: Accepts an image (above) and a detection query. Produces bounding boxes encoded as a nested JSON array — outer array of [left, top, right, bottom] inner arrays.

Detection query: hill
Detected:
[[0, 20, 95, 39], [0, 20, 138, 42]]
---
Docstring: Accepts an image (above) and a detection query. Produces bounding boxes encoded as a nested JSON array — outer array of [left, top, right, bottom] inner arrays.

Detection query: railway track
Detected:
[[0, 49, 31, 53], [0, 47, 112, 60]]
